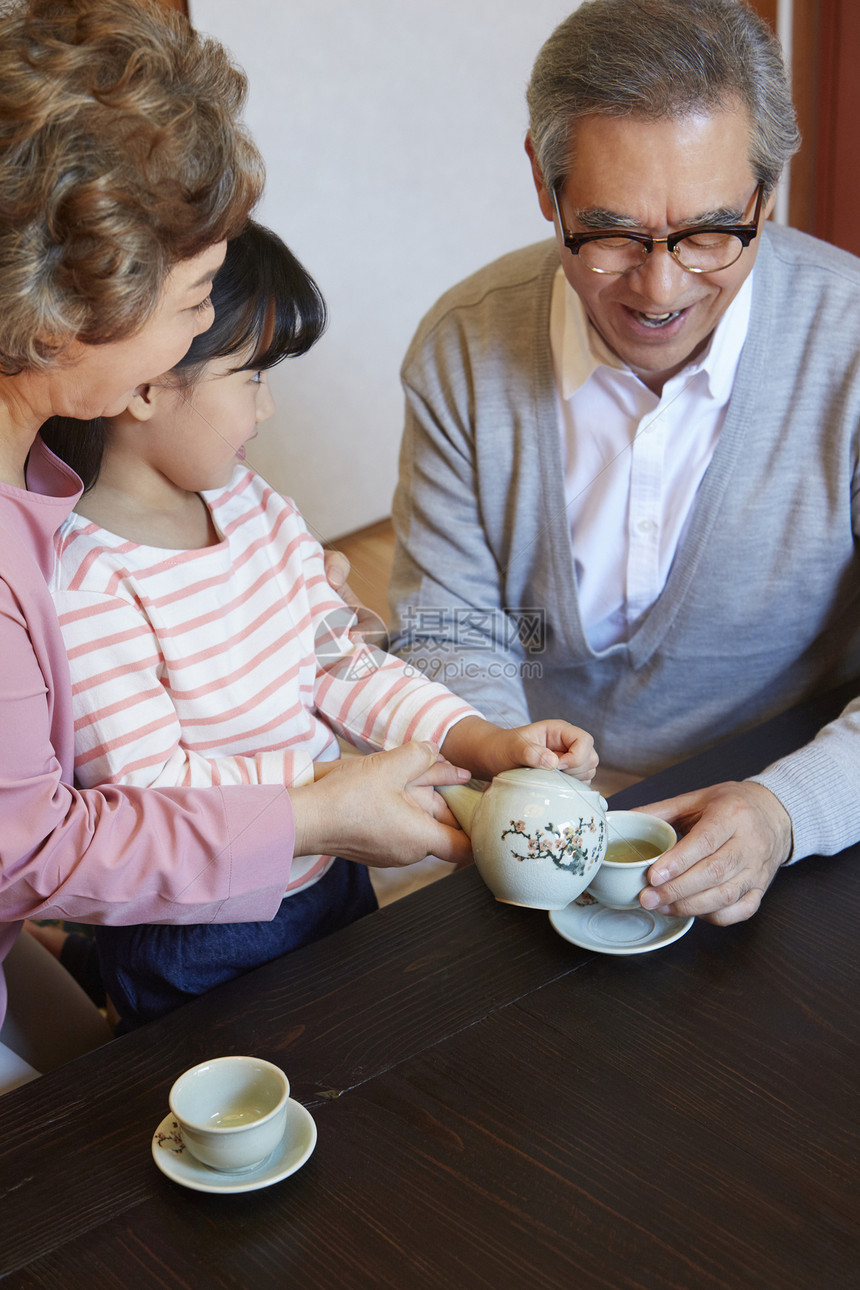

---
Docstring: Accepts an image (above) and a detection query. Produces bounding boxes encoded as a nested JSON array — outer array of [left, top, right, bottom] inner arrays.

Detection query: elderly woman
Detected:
[[0, 0, 469, 1089]]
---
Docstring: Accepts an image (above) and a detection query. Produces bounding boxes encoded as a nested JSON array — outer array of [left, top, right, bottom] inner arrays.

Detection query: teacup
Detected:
[[586, 810, 677, 911], [169, 1056, 289, 1173]]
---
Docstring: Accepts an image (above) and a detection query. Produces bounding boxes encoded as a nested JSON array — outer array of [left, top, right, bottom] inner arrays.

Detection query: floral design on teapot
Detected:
[[500, 815, 606, 874]]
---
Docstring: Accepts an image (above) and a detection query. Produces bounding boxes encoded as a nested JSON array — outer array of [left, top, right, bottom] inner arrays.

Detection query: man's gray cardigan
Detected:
[[390, 225, 860, 861]]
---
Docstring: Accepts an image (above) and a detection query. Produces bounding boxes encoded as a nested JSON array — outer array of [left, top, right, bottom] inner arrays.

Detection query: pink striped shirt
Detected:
[[52, 468, 476, 894]]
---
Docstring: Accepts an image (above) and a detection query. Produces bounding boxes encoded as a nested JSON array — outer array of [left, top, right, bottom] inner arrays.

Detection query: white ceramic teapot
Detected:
[[439, 768, 608, 910]]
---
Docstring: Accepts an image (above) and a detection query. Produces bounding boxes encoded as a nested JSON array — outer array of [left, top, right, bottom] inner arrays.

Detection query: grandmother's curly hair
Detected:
[[0, 0, 264, 374]]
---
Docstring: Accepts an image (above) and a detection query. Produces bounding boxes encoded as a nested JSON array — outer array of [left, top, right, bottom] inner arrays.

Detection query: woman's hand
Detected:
[[291, 741, 473, 869], [441, 716, 598, 784]]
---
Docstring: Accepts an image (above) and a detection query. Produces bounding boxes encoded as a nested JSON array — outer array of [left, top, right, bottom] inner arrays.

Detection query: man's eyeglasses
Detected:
[[550, 183, 764, 275]]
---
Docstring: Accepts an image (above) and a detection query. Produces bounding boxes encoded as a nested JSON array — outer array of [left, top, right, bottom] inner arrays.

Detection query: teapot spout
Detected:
[[437, 784, 482, 837]]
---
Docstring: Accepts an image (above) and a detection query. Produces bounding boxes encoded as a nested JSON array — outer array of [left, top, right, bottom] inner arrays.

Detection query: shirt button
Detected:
[[636, 519, 658, 535]]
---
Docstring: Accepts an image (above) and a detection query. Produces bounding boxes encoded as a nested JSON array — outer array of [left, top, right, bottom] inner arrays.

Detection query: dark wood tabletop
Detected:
[[1, 683, 858, 1289]]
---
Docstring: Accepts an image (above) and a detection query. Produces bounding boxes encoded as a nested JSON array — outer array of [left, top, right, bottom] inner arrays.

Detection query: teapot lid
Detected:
[[493, 767, 604, 799]]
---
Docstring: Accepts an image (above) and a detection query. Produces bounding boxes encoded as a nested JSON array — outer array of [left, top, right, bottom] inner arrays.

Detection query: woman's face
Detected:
[[46, 243, 227, 420]]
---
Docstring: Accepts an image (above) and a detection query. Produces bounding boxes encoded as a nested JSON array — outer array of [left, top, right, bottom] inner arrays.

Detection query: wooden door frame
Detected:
[[811, 0, 860, 254], [747, 0, 820, 235], [752, 0, 859, 255]]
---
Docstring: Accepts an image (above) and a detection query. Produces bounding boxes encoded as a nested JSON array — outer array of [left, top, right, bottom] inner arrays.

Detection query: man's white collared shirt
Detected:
[[550, 267, 753, 650]]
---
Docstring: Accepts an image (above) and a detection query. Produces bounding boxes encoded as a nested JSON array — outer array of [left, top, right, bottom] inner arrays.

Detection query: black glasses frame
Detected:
[[550, 183, 765, 275]]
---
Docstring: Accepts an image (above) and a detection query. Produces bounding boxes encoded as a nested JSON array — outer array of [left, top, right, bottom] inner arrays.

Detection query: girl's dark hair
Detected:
[[173, 219, 327, 384], [40, 220, 327, 491]]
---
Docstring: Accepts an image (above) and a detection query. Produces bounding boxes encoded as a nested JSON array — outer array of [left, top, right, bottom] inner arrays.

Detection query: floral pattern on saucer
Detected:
[[154, 1119, 185, 1154]]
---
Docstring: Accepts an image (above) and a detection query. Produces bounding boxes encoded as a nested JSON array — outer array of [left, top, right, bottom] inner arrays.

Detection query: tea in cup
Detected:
[[586, 810, 676, 911], [169, 1056, 289, 1172]]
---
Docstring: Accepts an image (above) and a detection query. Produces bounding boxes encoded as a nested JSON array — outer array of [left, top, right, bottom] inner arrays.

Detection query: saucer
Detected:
[[549, 894, 694, 955], [152, 1097, 316, 1194]]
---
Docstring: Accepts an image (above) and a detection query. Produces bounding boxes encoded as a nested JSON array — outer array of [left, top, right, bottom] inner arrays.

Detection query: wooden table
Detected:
[[1, 686, 858, 1289]]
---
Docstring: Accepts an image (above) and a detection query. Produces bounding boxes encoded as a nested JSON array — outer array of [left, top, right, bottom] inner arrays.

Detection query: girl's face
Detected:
[[141, 351, 276, 492]]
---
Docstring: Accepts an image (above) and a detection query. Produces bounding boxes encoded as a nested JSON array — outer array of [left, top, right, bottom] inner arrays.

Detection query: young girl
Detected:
[[44, 222, 598, 1030]]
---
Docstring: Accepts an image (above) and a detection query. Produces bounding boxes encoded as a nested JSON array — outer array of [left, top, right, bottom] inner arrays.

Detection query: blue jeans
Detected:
[[95, 857, 377, 1030]]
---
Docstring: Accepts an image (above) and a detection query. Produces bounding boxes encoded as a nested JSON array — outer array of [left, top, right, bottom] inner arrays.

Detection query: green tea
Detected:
[[211, 1104, 267, 1127], [604, 838, 664, 865]]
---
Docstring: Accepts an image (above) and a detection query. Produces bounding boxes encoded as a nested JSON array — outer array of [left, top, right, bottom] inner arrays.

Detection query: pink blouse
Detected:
[[0, 439, 296, 1028]]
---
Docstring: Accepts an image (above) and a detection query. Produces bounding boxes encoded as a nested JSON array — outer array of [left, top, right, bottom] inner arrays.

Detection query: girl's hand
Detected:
[[441, 716, 598, 784]]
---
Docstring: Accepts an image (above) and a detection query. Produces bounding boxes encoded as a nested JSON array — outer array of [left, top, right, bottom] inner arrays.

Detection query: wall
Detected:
[[190, 1, 577, 540]]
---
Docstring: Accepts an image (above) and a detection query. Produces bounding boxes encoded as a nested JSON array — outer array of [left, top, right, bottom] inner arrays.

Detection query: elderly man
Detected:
[[388, 0, 860, 924]]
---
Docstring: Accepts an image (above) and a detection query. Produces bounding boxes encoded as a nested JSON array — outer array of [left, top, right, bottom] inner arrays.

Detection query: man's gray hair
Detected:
[[527, 0, 800, 194]]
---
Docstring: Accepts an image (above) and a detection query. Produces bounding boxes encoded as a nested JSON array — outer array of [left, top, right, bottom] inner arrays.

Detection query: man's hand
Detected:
[[636, 781, 792, 924], [291, 741, 473, 869]]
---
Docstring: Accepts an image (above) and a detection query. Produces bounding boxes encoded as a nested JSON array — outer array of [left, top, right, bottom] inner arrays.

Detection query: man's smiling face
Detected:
[[529, 106, 772, 393]]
